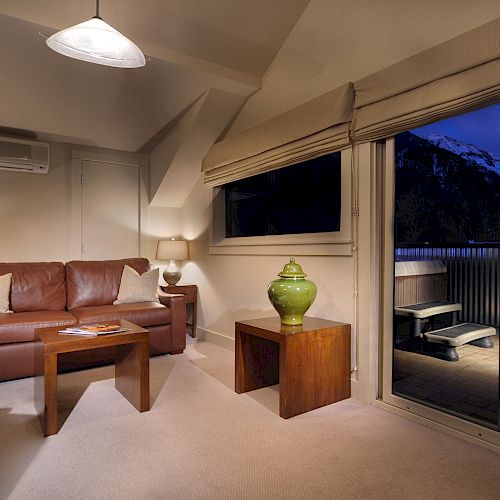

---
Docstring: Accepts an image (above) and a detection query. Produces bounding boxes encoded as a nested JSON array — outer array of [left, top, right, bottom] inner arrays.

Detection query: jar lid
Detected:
[[278, 258, 307, 278]]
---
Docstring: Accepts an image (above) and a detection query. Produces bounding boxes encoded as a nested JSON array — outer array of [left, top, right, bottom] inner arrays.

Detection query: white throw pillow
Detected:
[[113, 265, 160, 304], [0, 273, 13, 313]]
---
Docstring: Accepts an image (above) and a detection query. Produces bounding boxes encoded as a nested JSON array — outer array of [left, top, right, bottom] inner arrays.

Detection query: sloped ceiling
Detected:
[[229, 0, 500, 134], [0, 0, 309, 151]]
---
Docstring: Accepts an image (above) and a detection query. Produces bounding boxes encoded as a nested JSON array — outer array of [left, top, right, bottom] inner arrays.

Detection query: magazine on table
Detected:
[[58, 324, 131, 336]]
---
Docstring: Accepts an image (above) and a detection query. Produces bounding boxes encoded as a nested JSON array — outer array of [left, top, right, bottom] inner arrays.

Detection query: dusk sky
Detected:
[[412, 104, 500, 153]]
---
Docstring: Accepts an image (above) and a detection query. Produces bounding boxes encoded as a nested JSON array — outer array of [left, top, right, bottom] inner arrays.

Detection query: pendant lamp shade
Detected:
[[46, 16, 145, 68]]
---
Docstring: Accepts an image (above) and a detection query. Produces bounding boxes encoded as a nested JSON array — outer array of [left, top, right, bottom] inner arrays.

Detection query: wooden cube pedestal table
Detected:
[[35, 319, 150, 436], [235, 316, 351, 418]]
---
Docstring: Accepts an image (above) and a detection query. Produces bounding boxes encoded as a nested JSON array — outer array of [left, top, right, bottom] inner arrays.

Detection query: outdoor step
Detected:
[[424, 323, 496, 347], [395, 301, 462, 319]]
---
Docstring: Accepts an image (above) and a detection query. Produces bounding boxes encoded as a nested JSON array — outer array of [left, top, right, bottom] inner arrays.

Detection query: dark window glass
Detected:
[[223, 152, 341, 238]]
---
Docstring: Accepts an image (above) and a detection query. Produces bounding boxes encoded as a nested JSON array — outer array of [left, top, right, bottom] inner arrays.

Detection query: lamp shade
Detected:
[[46, 17, 146, 68], [156, 239, 189, 261]]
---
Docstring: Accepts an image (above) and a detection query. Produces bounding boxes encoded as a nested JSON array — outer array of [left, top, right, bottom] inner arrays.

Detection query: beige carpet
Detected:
[[0, 338, 499, 500]]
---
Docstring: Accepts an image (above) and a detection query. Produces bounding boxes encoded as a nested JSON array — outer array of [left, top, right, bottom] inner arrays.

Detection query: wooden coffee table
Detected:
[[35, 319, 150, 436], [235, 316, 351, 418]]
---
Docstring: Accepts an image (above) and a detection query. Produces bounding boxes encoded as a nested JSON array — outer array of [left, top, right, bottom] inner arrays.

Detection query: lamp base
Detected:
[[163, 259, 182, 285], [163, 269, 181, 285]]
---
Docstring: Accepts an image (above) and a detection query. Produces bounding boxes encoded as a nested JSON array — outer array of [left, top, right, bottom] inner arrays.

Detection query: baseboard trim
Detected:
[[197, 327, 235, 351], [349, 379, 359, 400]]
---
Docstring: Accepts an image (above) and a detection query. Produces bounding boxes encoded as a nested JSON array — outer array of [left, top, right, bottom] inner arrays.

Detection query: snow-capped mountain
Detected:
[[413, 132, 500, 176]]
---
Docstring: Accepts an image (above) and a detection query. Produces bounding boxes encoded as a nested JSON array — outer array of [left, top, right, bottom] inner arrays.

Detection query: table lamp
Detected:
[[156, 239, 189, 285]]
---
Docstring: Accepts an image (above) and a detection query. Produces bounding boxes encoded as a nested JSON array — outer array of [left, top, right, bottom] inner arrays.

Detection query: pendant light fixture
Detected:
[[46, 0, 145, 68]]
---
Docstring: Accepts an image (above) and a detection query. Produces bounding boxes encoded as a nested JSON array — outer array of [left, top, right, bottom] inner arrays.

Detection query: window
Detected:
[[210, 149, 353, 256], [224, 152, 341, 238]]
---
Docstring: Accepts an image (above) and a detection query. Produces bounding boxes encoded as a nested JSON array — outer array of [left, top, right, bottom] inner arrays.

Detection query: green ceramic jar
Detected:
[[267, 258, 317, 325]]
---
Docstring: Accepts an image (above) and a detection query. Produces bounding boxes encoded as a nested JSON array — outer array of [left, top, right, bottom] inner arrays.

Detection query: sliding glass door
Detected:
[[380, 105, 500, 446]]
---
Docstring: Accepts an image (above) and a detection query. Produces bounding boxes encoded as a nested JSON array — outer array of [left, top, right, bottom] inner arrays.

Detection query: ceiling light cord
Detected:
[[95, 0, 100, 19]]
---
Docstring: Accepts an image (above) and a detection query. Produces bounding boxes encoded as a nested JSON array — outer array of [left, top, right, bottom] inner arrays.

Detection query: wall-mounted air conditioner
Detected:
[[0, 136, 49, 174]]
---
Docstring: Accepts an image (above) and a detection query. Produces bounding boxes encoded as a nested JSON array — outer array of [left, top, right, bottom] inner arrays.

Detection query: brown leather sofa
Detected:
[[0, 258, 186, 382]]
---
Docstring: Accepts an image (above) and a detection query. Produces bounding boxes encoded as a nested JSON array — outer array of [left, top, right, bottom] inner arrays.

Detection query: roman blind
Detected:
[[352, 17, 500, 142], [202, 82, 354, 187]]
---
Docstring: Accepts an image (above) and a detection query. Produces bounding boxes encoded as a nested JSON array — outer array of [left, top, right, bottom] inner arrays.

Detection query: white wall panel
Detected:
[[81, 161, 140, 260]]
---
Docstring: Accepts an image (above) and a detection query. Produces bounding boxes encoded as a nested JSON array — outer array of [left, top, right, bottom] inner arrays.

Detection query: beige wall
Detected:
[[0, 142, 180, 265], [179, 176, 355, 353], [177, 153, 370, 401], [0, 143, 73, 262]]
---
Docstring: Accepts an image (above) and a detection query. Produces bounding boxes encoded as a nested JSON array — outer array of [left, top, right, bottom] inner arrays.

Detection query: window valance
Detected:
[[352, 17, 500, 142], [202, 83, 354, 187]]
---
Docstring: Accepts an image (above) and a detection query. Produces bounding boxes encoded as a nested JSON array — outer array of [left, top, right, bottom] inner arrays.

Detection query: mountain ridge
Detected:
[[413, 131, 500, 176]]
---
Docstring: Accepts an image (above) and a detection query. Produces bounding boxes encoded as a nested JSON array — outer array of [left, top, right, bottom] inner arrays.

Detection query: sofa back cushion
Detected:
[[65, 258, 150, 309], [0, 262, 66, 312]]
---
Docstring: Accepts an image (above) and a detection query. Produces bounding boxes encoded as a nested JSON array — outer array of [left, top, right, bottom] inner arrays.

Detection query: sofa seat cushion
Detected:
[[0, 311, 77, 344], [70, 302, 171, 328]]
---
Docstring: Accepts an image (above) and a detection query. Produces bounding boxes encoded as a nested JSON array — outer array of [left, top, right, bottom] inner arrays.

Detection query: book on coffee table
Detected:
[[59, 324, 131, 336]]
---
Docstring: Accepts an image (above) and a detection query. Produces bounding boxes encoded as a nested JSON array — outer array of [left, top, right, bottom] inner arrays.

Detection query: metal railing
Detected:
[[395, 246, 500, 329]]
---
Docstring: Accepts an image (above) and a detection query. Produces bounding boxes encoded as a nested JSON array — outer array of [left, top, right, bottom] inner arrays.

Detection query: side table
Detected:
[[163, 284, 198, 338], [235, 316, 351, 418]]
